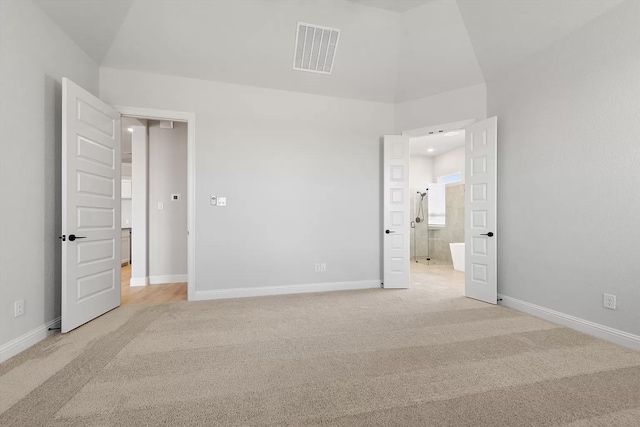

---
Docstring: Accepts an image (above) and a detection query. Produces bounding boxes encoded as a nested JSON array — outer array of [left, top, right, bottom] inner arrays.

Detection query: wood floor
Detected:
[[121, 264, 187, 305]]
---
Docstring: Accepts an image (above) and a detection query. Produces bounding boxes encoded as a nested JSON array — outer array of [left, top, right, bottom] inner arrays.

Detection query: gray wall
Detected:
[[0, 0, 99, 350], [488, 0, 640, 336], [395, 83, 486, 132], [148, 121, 188, 278], [100, 68, 395, 294]]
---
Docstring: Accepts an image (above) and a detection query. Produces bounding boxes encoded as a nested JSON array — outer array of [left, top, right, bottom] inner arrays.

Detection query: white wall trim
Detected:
[[149, 274, 188, 285], [130, 276, 150, 287], [498, 294, 640, 351], [0, 317, 61, 363], [193, 280, 381, 301], [116, 106, 196, 302]]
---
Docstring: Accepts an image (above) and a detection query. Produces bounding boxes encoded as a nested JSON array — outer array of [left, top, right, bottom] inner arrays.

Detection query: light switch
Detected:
[[218, 197, 227, 206], [158, 202, 164, 210]]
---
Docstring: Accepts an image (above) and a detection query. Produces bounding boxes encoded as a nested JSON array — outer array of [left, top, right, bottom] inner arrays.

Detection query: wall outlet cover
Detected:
[[218, 197, 227, 206], [14, 300, 24, 317], [320, 263, 326, 272], [603, 293, 616, 310]]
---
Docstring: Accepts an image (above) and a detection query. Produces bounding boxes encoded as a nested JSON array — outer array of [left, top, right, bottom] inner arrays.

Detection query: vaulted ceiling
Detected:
[[34, 0, 626, 102]]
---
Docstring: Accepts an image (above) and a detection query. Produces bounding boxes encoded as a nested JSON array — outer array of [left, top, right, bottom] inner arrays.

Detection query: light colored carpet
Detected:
[[2, 264, 640, 426]]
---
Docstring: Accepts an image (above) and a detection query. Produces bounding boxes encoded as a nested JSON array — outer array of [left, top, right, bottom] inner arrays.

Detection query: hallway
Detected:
[[121, 264, 187, 305]]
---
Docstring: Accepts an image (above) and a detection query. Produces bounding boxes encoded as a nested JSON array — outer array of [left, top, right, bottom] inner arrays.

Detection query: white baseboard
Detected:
[[130, 276, 149, 287], [192, 279, 381, 301], [149, 274, 187, 285], [0, 317, 61, 364], [498, 294, 640, 351]]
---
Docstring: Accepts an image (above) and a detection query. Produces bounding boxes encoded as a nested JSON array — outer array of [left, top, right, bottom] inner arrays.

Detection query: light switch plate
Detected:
[[157, 202, 164, 210], [218, 197, 227, 206], [210, 196, 217, 206]]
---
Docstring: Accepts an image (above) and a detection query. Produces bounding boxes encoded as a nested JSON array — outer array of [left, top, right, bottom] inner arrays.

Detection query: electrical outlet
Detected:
[[320, 263, 326, 272], [603, 293, 616, 310], [314, 263, 321, 272], [14, 300, 24, 317]]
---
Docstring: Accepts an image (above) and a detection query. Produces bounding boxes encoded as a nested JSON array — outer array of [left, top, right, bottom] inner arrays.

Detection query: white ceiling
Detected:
[[397, 0, 484, 101], [346, 0, 433, 13], [410, 130, 465, 157], [456, 0, 627, 80], [33, 0, 134, 62], [103, 0, 400, 102], [34, 0, 627, 102]]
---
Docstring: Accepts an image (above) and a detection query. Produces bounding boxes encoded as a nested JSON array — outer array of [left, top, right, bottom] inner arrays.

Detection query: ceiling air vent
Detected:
[[293, 22, 340, 75]]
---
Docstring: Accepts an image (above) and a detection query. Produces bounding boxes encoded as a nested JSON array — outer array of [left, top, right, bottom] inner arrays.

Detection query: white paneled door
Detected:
[[383, 135, 410, 289], [61, 78, 121, 333], [465, 117, 498, 304]]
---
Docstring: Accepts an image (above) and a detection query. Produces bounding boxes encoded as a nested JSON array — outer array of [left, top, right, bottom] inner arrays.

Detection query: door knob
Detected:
[[480, 232, 494, 237], [385, 230, 395, 234], [68, 234, 87, 242]]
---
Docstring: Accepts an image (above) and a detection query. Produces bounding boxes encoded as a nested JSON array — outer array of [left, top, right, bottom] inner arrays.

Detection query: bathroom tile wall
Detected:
[[410, 195, 431, 259], [429, 184, 465, 263]]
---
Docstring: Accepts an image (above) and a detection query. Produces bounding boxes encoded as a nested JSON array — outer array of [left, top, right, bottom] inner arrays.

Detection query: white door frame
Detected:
[[117, 106, 196, 301]]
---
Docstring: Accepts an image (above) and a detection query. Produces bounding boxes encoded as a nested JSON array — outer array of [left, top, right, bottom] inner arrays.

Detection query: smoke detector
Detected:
[[293, 22, 340, 75]]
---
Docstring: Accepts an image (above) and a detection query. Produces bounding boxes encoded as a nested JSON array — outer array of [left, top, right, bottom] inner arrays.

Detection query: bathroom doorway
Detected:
[[407, 121, 469, 274], [382, 117, 497, 303], [397, 116, 498, 304]]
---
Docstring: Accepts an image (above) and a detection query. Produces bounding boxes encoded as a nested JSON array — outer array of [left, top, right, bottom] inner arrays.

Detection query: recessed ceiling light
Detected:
[[127, 127, 133, 132], [427, 148, 435, 153], [444, 131, 459, 137]]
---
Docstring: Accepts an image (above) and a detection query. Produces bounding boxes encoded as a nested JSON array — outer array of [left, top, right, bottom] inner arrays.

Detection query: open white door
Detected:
[[464, 116, 497, 304], [383, 135, 410, 289], [61, 78, 121, 333]]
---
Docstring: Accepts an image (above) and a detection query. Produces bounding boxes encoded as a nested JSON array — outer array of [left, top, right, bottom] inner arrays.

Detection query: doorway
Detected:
[[382, 117, 497, 304], [408, 130, 466, 270], [119, 113, 193, 305], [61, 78, 197, 333]]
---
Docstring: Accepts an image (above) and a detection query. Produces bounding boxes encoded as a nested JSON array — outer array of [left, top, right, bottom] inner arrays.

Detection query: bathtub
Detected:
[[449, 243, 465, 272]]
